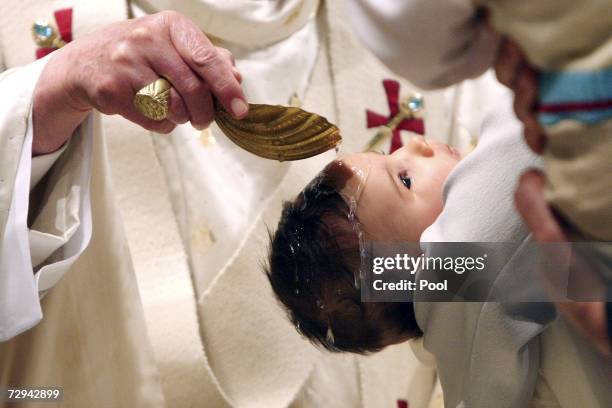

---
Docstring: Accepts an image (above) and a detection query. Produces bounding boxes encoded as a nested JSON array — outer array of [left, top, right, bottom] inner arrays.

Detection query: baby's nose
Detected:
[[408, 136, 434, 157]]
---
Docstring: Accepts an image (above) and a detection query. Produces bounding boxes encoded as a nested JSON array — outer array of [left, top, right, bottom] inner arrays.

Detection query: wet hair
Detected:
[[265, 164, 422, 354]]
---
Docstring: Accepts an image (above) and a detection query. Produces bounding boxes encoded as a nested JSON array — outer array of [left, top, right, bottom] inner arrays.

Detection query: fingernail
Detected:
[[233, 68, 243, 83], [231, 98, 248, 118], [193, 121, 211, 131]]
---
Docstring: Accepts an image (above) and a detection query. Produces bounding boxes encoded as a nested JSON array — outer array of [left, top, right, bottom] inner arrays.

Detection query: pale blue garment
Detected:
[[416, 89, 557, 408], [538, 68, 612, 125]]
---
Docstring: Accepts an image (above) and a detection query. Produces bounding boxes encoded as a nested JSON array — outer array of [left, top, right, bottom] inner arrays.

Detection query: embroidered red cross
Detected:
[[366, 79, 425, 153], [397, 399, 409, 408]]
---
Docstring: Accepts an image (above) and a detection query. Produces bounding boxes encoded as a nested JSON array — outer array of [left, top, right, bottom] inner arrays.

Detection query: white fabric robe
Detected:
[[0, 2, 170, 408], [0, 64, 165, 408]]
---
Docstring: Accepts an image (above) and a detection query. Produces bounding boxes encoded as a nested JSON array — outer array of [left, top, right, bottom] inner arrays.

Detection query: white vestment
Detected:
[[0, 2, 167, 407]]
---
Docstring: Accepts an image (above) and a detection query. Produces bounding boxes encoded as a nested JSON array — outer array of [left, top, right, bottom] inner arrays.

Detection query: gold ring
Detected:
[[134, 78, 171, 121]]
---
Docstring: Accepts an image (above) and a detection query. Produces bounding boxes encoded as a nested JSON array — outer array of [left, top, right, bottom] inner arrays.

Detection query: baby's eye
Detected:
[[399, 174, 412, 189]]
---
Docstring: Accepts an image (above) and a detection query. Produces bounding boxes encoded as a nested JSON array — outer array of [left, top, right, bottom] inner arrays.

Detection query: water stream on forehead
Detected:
[[291, 155, 371, 307], [335, 157, 372, 290]]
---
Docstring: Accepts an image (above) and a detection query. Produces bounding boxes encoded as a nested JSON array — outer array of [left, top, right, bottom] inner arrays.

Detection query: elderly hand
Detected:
[[33, 11, 247, 154]]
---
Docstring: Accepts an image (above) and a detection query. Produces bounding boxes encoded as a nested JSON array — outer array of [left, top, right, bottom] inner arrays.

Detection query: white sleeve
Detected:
[[348, 0, 500, 89], [30, 142, 69, 189], [0, 59, 93, 342]]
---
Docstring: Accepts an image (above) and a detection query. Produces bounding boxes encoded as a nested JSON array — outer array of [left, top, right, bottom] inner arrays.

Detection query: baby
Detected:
[[265, 86, 610, 407], [266, 136, 461, 352]]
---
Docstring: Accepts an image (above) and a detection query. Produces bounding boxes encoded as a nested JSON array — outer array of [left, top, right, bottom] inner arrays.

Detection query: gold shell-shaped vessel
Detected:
[[215, 102, 342, 161]]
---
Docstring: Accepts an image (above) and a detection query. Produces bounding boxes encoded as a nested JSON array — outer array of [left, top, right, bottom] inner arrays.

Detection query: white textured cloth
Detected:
[[30, 141, 68, 190], [0, 58, 47, 341], [1, 2, 165, 407], [536, 318, 612, 408], [349, 0, 499, 89], [0, 56, 93, 342], [135, 0, 319, 47]]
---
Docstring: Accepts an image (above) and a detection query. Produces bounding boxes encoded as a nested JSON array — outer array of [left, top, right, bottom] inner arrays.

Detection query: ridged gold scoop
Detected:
[[214, 101, 342, 161], [134, 78, 341, 161]]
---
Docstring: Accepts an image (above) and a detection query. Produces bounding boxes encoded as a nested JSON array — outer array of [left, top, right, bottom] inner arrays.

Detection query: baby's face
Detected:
[[338, 136, 461, 242]]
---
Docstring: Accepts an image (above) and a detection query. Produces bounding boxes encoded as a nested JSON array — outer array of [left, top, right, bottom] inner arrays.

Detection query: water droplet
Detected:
[[354, 272, 361, 289], [326, 326, 335, 345], [348, 197, 358, 224], [296, 321, 301, 331], [289, 243, 295, 254], [316, 299, 326, 310], [295, 288, 300, 295]]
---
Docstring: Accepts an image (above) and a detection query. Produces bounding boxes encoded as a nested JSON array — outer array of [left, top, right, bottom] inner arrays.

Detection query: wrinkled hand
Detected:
[[33, 11, 247, 154], [516, 170, 611, 357], [494, 38, 546, 154]]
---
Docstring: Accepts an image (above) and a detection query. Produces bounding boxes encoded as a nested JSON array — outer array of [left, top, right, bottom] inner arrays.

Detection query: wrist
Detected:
[[32, 52, 91, 155]]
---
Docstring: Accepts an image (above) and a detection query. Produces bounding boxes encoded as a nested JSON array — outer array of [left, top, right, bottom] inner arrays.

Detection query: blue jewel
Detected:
[[407, 94, 424, 112], [33, 22, 53, 39]]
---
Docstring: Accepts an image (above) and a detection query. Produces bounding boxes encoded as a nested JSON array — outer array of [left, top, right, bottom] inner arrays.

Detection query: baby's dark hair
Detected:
[[265, 163, 422, 354]]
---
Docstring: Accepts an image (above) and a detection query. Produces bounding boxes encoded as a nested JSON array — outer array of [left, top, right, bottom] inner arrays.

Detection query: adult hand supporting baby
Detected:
[[494, 38, 545, 154], [516, 170, 611, 357]]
